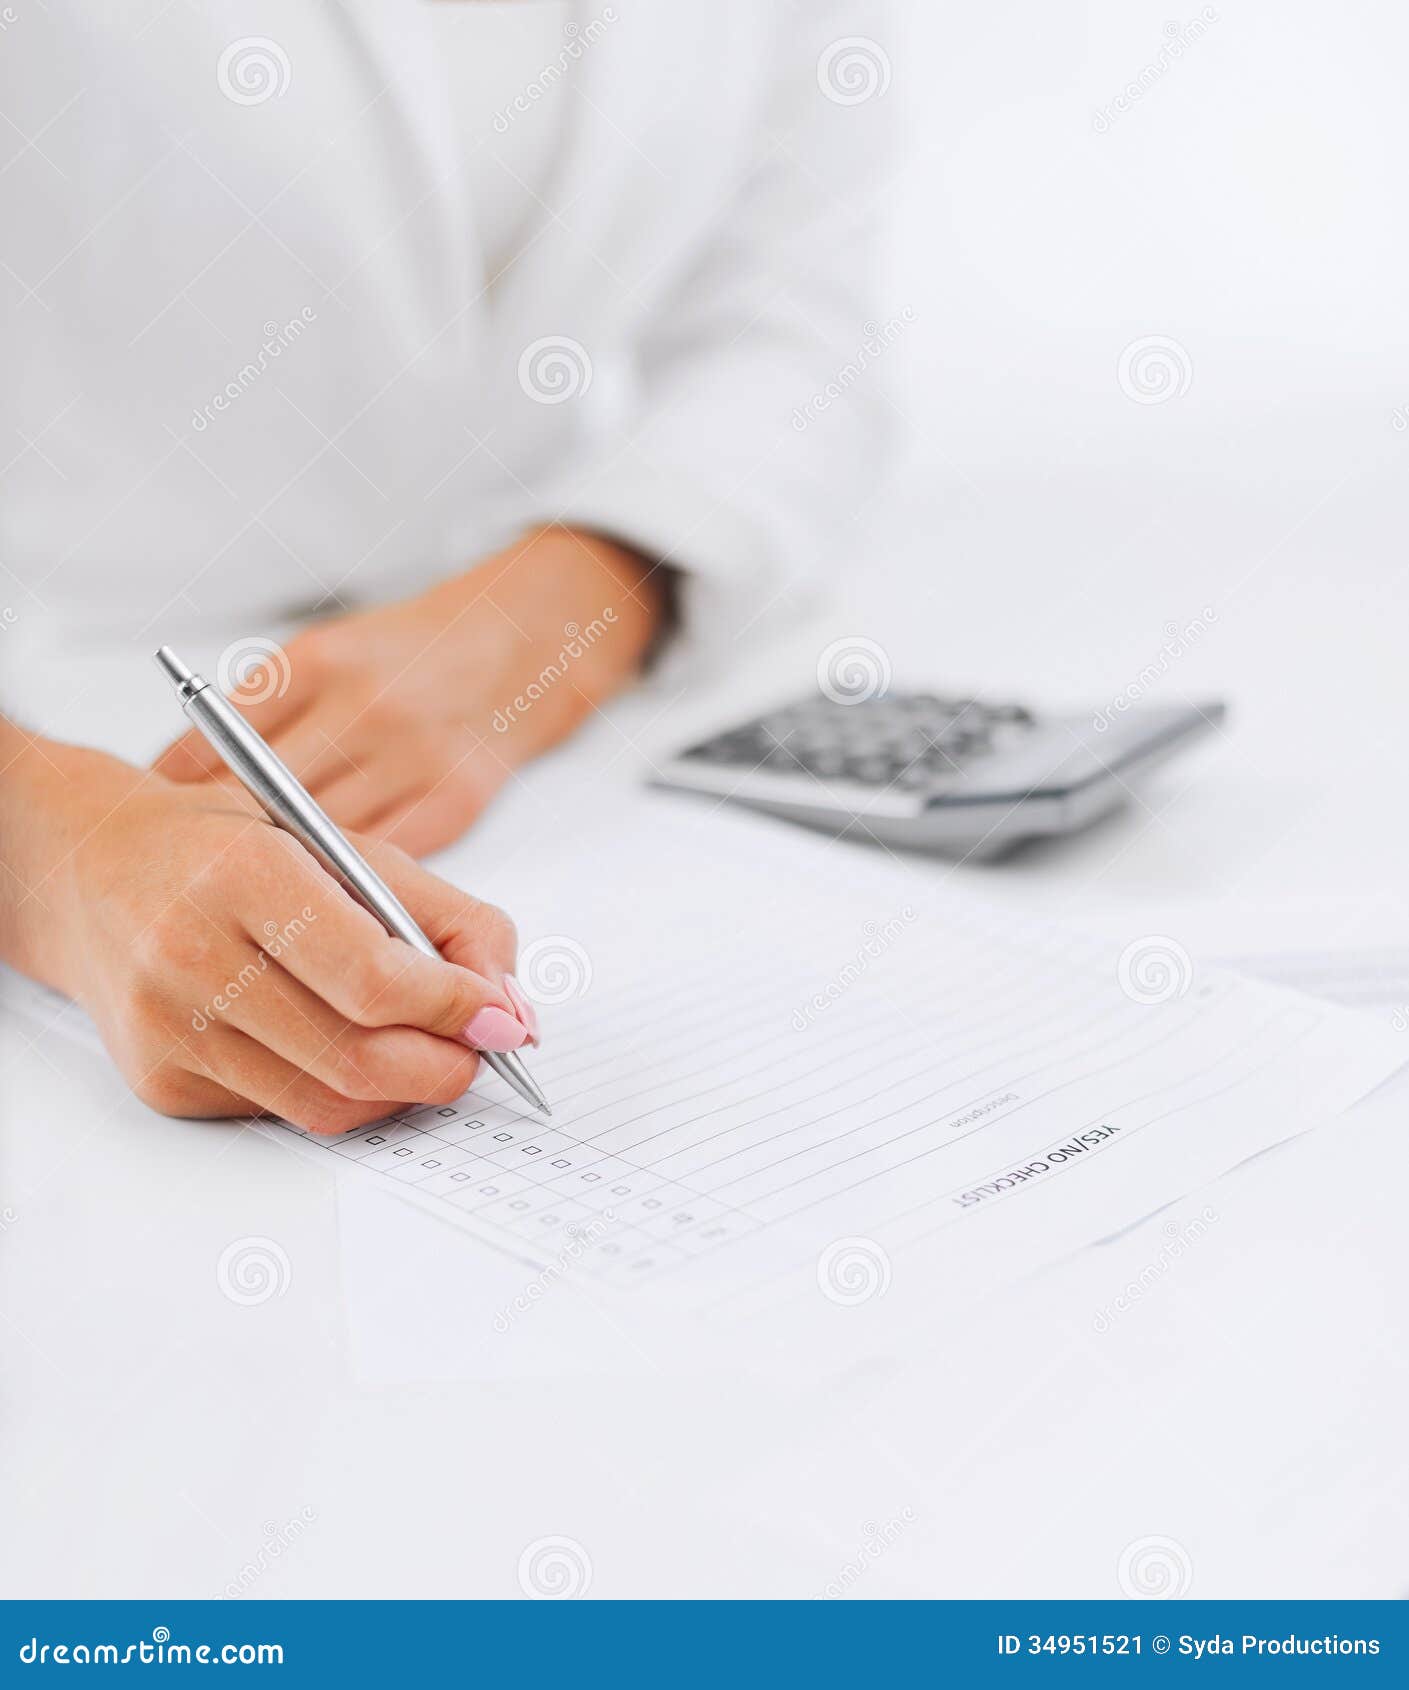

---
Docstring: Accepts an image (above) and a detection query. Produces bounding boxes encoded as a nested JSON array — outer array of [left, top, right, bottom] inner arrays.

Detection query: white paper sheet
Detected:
[[1215, 948, 1409, 1012], [246, 796, 1407, 1338], [7, 791, 1405, 1369]]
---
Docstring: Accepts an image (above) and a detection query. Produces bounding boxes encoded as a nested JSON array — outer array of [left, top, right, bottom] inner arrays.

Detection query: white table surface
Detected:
[[3, 473, 1408, 1600]]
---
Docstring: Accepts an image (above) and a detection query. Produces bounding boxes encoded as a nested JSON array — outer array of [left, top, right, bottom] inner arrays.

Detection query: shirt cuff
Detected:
[[544, 449, 814, 686]]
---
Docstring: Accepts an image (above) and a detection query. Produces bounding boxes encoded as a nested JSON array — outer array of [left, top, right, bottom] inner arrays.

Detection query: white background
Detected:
[[842, 0, 1409, 952]]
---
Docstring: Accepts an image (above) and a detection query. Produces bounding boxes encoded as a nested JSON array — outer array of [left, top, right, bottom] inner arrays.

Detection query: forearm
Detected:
[[0, 717, 145, 992]]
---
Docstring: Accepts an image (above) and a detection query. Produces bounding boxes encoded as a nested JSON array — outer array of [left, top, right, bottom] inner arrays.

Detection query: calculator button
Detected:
[[845, 756, 895, 783], [678, 693, 1037, 782]]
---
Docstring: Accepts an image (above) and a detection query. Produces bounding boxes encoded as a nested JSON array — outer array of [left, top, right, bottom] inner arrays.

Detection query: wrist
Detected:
[[429, 526, 668, 745], [537, 523, 670, 661]]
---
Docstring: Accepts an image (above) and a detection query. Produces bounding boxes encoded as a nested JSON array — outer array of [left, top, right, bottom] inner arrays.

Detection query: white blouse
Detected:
[[432, 2, 572, 280], [1, 1, 894, 732]]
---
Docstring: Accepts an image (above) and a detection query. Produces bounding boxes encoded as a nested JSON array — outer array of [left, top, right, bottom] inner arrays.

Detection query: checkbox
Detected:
[[642, 1197, 661, 1209], [510, 1199, 529, 1210], [423, 1160, 440, 1170], [480, 1185, 498, 1196], [367, 1136, 385, 1146], [552, 1158, 570, 1169], [451, 1171, 471, 1182], [582, 1172, 600, 1182], [393, 1147, 412, 1157], [522, 1145, 541, 1156]]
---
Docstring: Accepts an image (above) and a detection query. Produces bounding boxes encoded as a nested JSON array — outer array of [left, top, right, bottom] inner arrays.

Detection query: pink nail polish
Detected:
[[462, 1006, 529, 1052], [504, 974, 541, 1046]]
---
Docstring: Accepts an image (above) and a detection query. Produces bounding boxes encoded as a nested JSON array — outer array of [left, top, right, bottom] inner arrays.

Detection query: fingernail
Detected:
[[504, 974, 541, 1046], [462, 1006, 529, 1053]]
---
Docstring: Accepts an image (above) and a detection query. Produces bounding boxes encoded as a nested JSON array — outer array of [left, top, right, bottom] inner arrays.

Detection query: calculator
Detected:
[[651, 692, 1225, 858]]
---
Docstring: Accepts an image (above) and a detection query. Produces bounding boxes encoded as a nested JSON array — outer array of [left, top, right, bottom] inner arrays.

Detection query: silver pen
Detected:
[[154, 645, 551, 1116]]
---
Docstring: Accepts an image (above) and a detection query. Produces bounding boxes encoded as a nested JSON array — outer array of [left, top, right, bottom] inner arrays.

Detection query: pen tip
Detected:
[[539, 1103, 554, 1118]]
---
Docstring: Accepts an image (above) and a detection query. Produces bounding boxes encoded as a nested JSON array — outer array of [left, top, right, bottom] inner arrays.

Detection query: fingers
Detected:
[[363, 835, 518, 981], [132, 1063, 253, 1122], [152, 646, 315, 781], [186, 1022, 405, 1136], [231, 838, 514, 1042], [259, 714, 365, 794], [153, 725, 231, 783], [316, 756, 498, 850], [135, 1030, 392, 1137], [308, 757, 419, 833], [363, 783, 489, 858], [154, 702, 303, 783], [218, 959, 482, 1106]]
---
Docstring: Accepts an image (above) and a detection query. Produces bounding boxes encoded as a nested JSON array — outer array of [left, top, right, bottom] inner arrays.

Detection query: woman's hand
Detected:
[[3, 730, 535, 1133], [153, 525, 668, 857]]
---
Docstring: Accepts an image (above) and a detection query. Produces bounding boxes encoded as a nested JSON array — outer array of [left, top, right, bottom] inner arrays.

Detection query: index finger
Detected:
[[362, 838, 519, 982], [233, 832, 517, 1044]]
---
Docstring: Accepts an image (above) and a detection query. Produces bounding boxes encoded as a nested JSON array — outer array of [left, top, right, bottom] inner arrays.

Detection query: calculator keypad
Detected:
[[681, 694, 1034, 791]]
